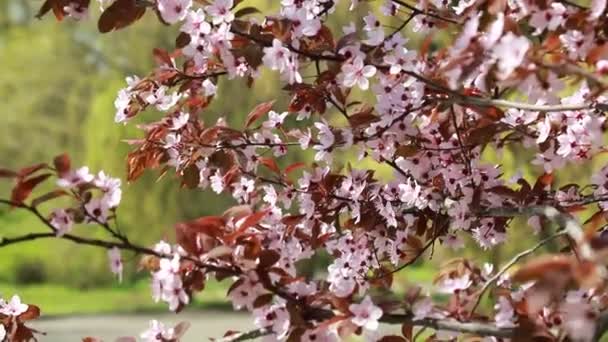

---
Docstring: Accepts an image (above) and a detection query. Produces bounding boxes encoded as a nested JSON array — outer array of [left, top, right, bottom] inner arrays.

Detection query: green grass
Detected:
[[0, 279, 232, 316]]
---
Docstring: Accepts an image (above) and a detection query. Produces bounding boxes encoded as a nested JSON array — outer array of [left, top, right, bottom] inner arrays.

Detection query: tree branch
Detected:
[[222, 309, 516, 341], [218, 328, 270, 342], [481, 205, 593, 258]]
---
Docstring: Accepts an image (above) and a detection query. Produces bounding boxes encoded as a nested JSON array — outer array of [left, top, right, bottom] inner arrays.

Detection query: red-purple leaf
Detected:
[[31, 190, 68, 208], [53, 153, 71, 177], [285, 162, 305, 175], [258, 157, 280, 174], [11, 173, 53, 205], [98, 0, 146, 33], [245, 101, 275, 128], [258, 250, 280, 269], [234, 6, 260, 18], [253, 293, 273, 308]]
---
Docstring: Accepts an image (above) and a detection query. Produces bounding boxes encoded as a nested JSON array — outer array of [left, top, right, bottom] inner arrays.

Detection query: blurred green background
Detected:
[[0, 0, 603, 318]]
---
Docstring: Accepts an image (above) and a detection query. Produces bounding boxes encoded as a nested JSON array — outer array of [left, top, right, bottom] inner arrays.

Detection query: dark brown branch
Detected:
[[0, 199, 238, 276]]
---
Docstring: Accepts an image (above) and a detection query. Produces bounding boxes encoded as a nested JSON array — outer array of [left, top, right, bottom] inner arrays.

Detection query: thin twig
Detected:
[[468, 231, 567, 317], [481, 205, 592, 258]]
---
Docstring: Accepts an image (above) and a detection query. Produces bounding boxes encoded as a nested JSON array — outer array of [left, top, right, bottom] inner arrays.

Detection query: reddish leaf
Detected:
[[11, 173, 52, 205], [98, 0, 146, 33], [153, 48, 173, 67], [18, 163, 48, 178], [253, 293, 274, 308], [258, 157, 280, 174], [175, 216, 225, 254], [18, 305, 41, 322], [53, 153, 71, 177], [512, 254, 572, 283], [222, 205, 253, 221], [31, 189, 68, 207], [234, 6, 260, 18], [181, 164, 200, 189], [227, 277, 246, 295], [378, 336, 407, 342], [176, 32, 191, 48], [258, 249, 280, 269], [36, 0, 56, 19], [238, 211, 268, 231], [336, 32, 357, 52], [245, 101, 275, 128], [285, 162, 306, 175], [172, 321, 191, 338], [11, 323, 37, 342], [401, 324, 413, 340], [224, 210, 268, 243]]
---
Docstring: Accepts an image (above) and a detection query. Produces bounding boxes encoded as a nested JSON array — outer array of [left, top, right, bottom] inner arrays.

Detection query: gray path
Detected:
[[31, 311, 253, 342]]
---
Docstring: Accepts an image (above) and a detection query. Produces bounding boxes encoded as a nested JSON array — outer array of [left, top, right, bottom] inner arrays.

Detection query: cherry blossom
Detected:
[[0, 295, 28, 317], [205, 0, 234, 25], [57, 166, 94, 188], [437, 273, 472, 294], [339, 57, 376, 90], [494, 297, 516, 328], [493, 33, 529, 79], [140, 320, 175, 342], [529, 3, 566, 35], [349, 296, 383, 331], [108, 247, 123, 282], [157, 0, 192, 24], [63, 2, 89, 20], [50, 209, 74, 237]]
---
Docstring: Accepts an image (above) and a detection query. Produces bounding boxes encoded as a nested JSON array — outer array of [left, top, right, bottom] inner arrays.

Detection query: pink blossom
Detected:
[[263, 39, 291, 73], [560, 30, 593, 60], [494, 297, 516, 328], [140, 320, 175, 342], [84, 198, 110, 223], [437, 274, 472, 294], [170, 112, 189, 131], [57, 166, 94, 188], [493, 33, 529, 79], [287, 8, 321, 37], [362, 13, 384, 46], [205, 0, 234, 24], [527, 215, 542, 234], [340, 57, 376, 90], [302, 327, 338, 342], [63, 2, 89, 20], [144, 86, 181, 111], [529, 3, 566, 35], [108, 247, 123, 282], [501, 108, 538, 127], [590, 0, 607, 19], [349, 295, 383, 331], [157, 0, 192, 24], [180, 8, 211, 35], [50, 209, 74, 237], [253, 304, 290, 339], [0, 295, 28, 317], [263, 111, 288, 129]]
